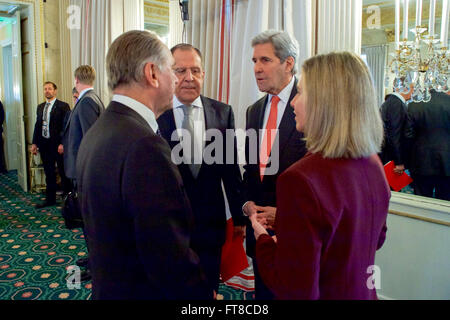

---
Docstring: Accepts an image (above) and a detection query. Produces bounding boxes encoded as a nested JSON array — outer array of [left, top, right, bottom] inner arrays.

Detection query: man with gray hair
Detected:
[[76, 30, 209, 299], [242, 30, 307, 299]]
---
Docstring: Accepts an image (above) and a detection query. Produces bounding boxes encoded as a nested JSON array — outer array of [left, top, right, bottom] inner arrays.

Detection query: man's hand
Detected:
[[255, 206, 276, 230], [58, 144, 64, 155], [249, 214, 269, 240], [243, 201, 258, 218], [30, 144, 38, 155], [393, 164, 405, 175]]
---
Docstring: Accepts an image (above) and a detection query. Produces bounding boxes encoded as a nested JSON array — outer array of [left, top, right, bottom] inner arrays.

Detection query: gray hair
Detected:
[[251, 30, 299, 75], [106, 30, 170, 91]]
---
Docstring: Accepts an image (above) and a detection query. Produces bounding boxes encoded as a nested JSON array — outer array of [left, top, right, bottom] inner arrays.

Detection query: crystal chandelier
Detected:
[[386, 0, 449, 103]]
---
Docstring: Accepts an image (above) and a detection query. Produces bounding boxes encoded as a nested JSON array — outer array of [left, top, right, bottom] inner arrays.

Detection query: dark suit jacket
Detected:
[[404, 91, 450, 177], [76, 101, 208, 300], [379, 94, 410, 166], [243, 78, 307, 257], [157, 96, 246, 249], [62, 89, 104, 179], [256, 152, 390, 299], [32, 99, 70, 147]]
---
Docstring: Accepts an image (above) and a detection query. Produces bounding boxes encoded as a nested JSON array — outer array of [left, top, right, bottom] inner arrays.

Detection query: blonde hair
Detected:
[[74, 65, 96, 86], [301, 51, 383, 159]]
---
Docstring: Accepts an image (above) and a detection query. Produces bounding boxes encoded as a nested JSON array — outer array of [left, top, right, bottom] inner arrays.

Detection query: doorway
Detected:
[[0, 4, 30, 192]]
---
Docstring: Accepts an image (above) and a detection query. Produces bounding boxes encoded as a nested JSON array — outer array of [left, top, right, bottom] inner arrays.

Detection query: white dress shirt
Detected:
[[112, 94, 159, 134], [77, 87, 94, 101], [260, 76, 296, 147]]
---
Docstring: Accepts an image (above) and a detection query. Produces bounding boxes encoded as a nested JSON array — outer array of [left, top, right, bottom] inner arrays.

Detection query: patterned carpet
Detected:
[[0, 171, 253, 300]]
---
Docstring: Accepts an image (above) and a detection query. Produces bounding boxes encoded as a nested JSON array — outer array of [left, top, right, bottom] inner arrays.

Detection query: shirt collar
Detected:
[[112, 94, 159, 133], [45, 98, 57, 105], [268, 76, 295, 104], [78, 87, 94, 100], [391, 92, 406, 104], [173, 95, 203, 109]]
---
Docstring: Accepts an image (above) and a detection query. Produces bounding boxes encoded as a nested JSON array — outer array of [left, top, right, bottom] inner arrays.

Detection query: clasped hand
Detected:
[[244, 201, 277, 240]]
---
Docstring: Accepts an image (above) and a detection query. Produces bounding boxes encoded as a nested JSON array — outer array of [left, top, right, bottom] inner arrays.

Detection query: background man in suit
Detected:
[[157, 44, 246, 297], [58, 87, 79, 156], [72, 87, 79, 105], [405, 90, 450, 200], [0, 99, 7, 174], [242, 30, 307, 299], [76, 30, 208, 299], [30, 82, 71, 208], [61, 66, 104, 282], [379, 82, 413, 175], [61, 65, 104, 185]]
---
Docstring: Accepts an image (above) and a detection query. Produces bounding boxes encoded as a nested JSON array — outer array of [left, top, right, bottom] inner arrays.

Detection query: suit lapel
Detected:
[[256, 96, 269, 130], [158, 109, 178, 149], [201, 96, 216, 140], [64, 91, 89, 132], [277, 78, 298, 154]]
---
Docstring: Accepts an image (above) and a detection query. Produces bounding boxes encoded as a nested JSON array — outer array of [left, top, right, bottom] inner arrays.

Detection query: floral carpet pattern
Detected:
[[0, 171, 253, 300]]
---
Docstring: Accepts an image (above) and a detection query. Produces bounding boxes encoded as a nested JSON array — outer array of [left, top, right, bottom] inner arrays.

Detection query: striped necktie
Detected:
[[181, 104, 201, 178], [42, 102, 51, 138]]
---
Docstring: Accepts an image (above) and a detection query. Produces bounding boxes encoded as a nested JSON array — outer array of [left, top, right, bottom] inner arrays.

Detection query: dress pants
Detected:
[[192, 244, 222, 297], [412, 174, 450, 201], [39, 139, 71, 203]]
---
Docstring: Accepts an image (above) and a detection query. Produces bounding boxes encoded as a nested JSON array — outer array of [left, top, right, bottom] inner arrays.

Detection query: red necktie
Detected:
[[260, 95, 280, 181]]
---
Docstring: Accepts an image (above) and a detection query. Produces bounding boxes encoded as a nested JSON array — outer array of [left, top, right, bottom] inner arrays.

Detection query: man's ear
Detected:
[[285, 56, 295, 74], [143, 62, 159, 88]]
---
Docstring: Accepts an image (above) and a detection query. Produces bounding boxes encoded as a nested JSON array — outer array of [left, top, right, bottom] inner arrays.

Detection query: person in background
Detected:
[[242, 30, 307, 300], [61, 66, 105, 282], [58, 87, 79, 156], [379, 80, 413, 175], [31, 82, 71, 208], [404, 90, 450, 200], [76, 30, 209, 300], [72, 87, 79, 105], [61, 65, 104, 184], [250, 52, 390, 299]]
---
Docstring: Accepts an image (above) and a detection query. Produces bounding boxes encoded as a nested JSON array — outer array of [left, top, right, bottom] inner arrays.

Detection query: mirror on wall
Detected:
[[362, 0, 449, 202], [144, 0, 170, 45]]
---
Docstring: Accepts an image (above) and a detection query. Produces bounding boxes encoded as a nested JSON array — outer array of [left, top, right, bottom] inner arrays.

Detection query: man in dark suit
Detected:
[[30, 82, 71, 208], [242, 30, 307, 299], [0, 100, 7, 174], [379, 83, 413, 175], [404, 90, 450, 200], [60, 66, 104, 282], [157, 44, 246, 297], [76, 30, 208, 299], [61, 65, 104, 184]]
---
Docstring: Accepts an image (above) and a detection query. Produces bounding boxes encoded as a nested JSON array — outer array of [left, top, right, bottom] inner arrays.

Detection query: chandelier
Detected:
[[386, 0, 449, 103]]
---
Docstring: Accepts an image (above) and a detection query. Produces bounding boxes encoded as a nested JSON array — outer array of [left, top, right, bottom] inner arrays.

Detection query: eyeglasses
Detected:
[[173, 67, 202, 77]]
